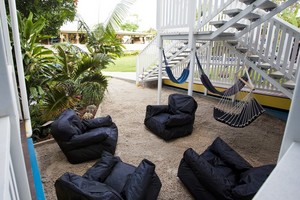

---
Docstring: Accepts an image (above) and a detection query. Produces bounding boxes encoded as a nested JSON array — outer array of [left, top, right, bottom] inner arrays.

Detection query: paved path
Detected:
[[102, 72, 136, 83]]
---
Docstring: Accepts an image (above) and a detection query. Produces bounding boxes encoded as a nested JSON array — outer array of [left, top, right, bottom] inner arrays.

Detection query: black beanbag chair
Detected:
[[177, 137, 275, 200], [55, 151, 162, 200], [51, 109, 118, 164], [144, 93, 198, 141]]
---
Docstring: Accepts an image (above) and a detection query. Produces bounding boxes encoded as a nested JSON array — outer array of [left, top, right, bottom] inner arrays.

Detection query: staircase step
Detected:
[[227, 40, 239, 46], [197, 31, 235, 37], [257, 63, 271, 70], [269, 71, 284, 79], [173, 56, 187, 61], [231, 23, 247, 31], [219, 32, 235, 37], [168, 61, 180, 64], [239, 0, 255, 5], [236, 47, 248, 53], [282, 80, 296, 89], [209, 20, 226, 28], [258, 1, 277, 12], [244, 12, 261, 21], [240, 0, 277, 11], [210, 21, 247, 31], [248, 55, 259, 62], [223, 8, 242, 17], [177, 45, 185, 50]]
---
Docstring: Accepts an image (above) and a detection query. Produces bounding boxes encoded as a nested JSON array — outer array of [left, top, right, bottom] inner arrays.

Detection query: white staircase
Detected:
[[136, 0, 299, 100]]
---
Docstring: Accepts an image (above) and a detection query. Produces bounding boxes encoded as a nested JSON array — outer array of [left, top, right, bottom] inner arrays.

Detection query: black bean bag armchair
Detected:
[[55, 151, 162, 200], [144, 93, 198, 141], [177, 137, 275, 200], [51, 109, 118, 164]]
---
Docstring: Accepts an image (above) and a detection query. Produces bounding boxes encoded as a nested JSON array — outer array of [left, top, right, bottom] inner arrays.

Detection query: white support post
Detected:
[[8, 0, 32, 138], [135, 56, 140, 86], [157, 35, 163, 105], [0, 0, 32, 198], [278, 62, 300, 160], [187, 0, 197, 49], [188, 36, 196, 96]]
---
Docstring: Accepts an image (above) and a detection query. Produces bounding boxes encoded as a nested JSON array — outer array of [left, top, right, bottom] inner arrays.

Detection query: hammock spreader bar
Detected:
[[162, 49, 190, 84], [195, 53, 250, 96], [213, 98, 265, 128]]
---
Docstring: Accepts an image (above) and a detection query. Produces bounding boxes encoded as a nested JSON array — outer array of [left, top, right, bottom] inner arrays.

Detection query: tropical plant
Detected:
[[17, 12, 55, 104], [15, 0, 137, 141], [275, 0, 300, 27], [121, 22, 139, 31], [88, 24, 124, 58], [77, 0, 137, 59], [40, 43, 111, 121]]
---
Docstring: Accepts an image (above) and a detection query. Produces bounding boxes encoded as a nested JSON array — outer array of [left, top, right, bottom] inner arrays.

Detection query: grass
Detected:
[[103, 55, 137, 72]]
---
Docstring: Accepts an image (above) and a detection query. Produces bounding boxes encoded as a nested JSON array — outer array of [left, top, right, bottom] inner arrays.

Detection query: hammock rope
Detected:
[[162, 49, 190, 84], [195, 53, 264, 128], [195, 53, 250, 96]]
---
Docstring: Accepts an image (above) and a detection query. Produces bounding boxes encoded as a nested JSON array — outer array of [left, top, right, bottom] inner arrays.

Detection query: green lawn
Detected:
[[103, 55, 137, 72]]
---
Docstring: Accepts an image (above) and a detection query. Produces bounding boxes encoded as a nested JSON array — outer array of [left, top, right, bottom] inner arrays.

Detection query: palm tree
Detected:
[[39, 0, 137, 121], [40, 43, 111, 120], [78, 0, 136, 57], [16, 1, 137, 141]]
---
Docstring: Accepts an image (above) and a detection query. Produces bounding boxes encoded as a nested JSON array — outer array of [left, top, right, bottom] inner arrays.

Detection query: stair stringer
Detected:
[[225, 42, 293, 99]]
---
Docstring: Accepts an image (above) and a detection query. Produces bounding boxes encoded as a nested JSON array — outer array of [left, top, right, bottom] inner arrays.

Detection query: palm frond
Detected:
[[80, 73, 108, 86], [105, 0, 137, 32], [41, 87, 79, 120]]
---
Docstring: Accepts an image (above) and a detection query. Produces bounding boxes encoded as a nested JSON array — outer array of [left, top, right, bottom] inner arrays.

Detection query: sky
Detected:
[[66, 0, 157, 31]]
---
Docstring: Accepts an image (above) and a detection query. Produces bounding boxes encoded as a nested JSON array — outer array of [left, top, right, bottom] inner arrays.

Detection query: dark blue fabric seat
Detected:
[[177, 137, 275, 200], [55, 151, 162, 200], [51, 109, 118, 164], [144, 93, 198, 141]]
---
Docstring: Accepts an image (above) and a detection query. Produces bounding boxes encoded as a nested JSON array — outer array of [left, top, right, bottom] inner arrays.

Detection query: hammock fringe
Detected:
[[195, 53, 265, 128]]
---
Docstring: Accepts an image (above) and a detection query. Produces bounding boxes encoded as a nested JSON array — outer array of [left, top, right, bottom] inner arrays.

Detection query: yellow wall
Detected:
[[163, 80, 291, 110]]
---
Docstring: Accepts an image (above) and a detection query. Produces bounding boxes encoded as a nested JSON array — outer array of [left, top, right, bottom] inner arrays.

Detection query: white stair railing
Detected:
[[136, 37, 159, 82], [147, 0, 299, 99], [246, 16, 300, 82], [195, 0, 236, 31], [136, 38, 189, 82]]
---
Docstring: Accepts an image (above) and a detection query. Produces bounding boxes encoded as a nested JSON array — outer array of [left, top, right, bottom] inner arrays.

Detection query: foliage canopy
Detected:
[[14, 0, 77, 35]]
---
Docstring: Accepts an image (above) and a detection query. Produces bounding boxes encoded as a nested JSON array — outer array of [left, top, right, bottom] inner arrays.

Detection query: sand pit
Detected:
[[35, 77, 286, 199]]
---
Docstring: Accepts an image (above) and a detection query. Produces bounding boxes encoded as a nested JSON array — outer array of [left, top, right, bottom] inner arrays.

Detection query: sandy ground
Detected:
[[35, 77, 286, 200]]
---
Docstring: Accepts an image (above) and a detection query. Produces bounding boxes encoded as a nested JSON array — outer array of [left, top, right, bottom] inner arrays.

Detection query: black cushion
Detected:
[[51, 109, 118, 164], [232, 165, 275, 200], [144, 93, 198, 141], [55, 152, 162, 200], [177, 137, 275, 200], [51, 109, 83, 141], [55, 172, 123, 200]]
